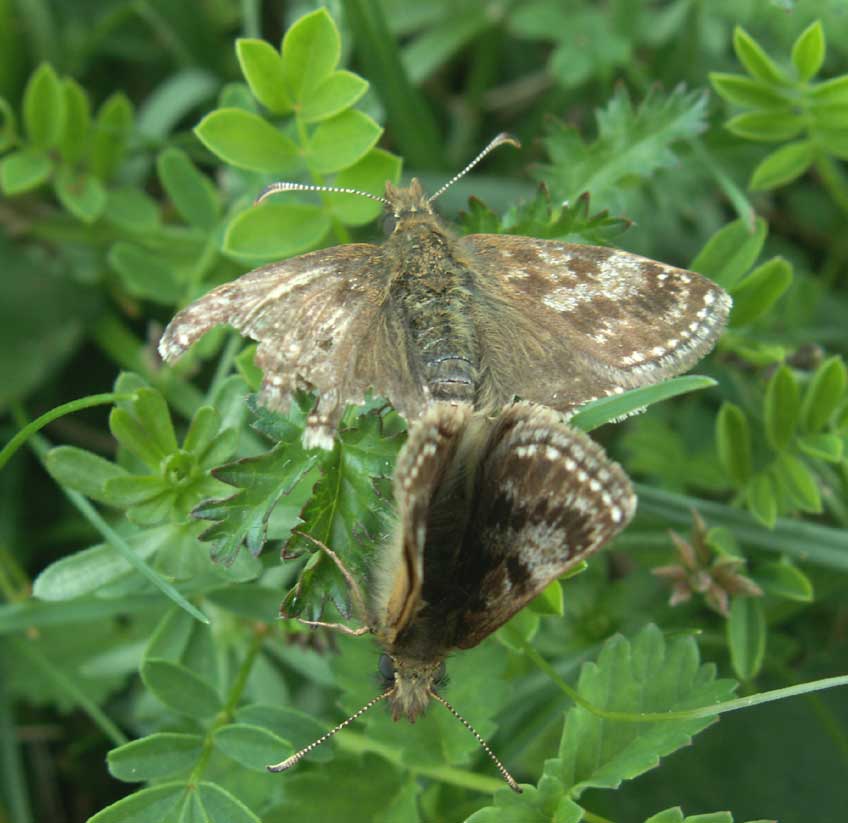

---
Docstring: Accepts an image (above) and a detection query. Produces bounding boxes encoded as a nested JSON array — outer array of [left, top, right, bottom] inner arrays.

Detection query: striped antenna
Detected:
[[428, 133, 521, 204], [429, 690, 522, 793], [267, 690, 393, 773], [255, 181, 389, 207]]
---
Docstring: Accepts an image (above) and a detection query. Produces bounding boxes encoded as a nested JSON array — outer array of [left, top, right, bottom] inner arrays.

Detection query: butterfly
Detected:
[[267, 401, 637, 790], [158, 134, 731, 450]]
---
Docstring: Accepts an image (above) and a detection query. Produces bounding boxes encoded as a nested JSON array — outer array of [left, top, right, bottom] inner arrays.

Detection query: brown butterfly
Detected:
[[159, 134, 731, 449], [268, 401, 636, 790]]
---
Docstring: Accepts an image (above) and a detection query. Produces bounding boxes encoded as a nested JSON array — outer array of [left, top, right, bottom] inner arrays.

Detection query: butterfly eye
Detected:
[[377, 654, 396, 687], [381, 214, 398, 235]]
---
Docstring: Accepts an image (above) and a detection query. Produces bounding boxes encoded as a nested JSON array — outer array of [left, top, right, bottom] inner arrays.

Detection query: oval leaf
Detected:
[[725, 110, 803, 143], [306, 109, 382, 174], [213, 723, 292, 771], [23, 62, 66, 147], [755, 559, 814, 602], [108, 733, 204, 782], [224, 202, 330, 260], [236, 38, 292, 114], [800, 355, 847, 433], [196, 782, 262, 823], [157, 147, 219, 229], [300, 70, 368, 123], [91, 92, 133, 180], [329, 147, 401, 226], [764, 365, 799, 451], [727, 595, 766, 680], [141, 658, 223, 717], [729, 257, 792, 327], [54, 166, 107, 224], [746, 472, 777, 527], [282, 8, 340, 100], [733, 27, 787, 85], [44, 445, 128, 502], [690, 217, 767, 290], [773, 452, 822, 513], [750, 141, 814, 191], [87, 783, 184, 823], [709, 73, 788, 109], [791, 20, 825, 82], [716, 402, 752, 485], [0, 149, 51, 195]]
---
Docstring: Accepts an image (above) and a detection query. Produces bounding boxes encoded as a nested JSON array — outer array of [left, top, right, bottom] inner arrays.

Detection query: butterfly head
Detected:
[[378, 652, 446, 722]]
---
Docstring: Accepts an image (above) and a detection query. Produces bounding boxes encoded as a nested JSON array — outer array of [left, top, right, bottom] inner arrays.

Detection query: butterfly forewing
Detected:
[[463, 235, 732, 415], [451, 403, 636, 649]]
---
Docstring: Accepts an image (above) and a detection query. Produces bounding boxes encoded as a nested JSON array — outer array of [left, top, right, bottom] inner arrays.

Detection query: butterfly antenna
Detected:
[[428, 133, 521, 204], [267, 689, 394, 773], [255, 181, 390, 207], [429, 690, 522, 793]]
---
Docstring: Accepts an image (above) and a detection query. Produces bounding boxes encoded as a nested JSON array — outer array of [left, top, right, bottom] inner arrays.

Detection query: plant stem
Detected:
[[815, 154, 848, 219]]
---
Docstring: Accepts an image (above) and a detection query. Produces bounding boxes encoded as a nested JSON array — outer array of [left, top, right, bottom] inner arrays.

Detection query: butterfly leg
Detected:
[[291, 531, 369, 627], [293, 618, 369, 637]]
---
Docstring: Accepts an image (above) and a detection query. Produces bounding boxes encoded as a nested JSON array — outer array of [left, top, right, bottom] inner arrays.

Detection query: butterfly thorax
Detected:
[[383, 204, 482, 405]]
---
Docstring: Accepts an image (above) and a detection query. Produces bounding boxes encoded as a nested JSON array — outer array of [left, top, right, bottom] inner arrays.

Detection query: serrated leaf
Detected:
[[195, 108, 299, 173], [466, 774, 583, 822], [716, 403, 752, 485], [300, 70, 368, 123], [570, 375, 716, 433], [306, 109, 382, 174], [54, 166, 107, 223], [733, 27, 787, 85], [801, 356, 846, 433], [750, 141, 814, 191], [193, 400, 318, 564], [87, 782, 184, 823], [90, 92, 133, 180], [329, 147, 401, 226], [108, 733, 204, 782], [764, 365, 799, 451], [236, 38, 291, 114], [157, 147, 219, 229], [690, 217, 767, 290], [709, 73, 788, 109], [727, 596, 766, 680], [755, 558, 814, 602], [0, 148, 51, 195], [224, 202, 330, 260], [213, 723, 291, 771], [791, 21, 825, 82], [44, 445, 129, 503], [23, 62, 66, 147], [141, 658, 223, 717], [282, 8, 340, 100], [725, 110, 803, 142], [549, 624, 736, 796], [729, 257, 792, 327], [746, 472, 777, 527]]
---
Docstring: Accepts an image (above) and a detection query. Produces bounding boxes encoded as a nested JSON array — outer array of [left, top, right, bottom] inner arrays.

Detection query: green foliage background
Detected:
[[1, 2, 847, 822]]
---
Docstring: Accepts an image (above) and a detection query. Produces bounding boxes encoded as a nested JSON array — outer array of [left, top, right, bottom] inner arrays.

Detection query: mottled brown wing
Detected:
[[462, 235, 732, 415], [452, 403, 636, 649], [371, 403, 472, 644], [159, 244, 425, 447]]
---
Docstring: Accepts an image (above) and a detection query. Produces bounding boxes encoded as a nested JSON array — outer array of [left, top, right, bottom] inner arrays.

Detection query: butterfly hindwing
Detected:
[[451, 403, 636, 649], [463, 235, 731, 415]]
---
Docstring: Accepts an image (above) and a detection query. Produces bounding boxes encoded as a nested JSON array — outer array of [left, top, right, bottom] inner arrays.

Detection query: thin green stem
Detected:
[[815, 154, 848, 219], [0, 644, 34, 823], [206, 334, 242, 402], [0, 393, 131, 472], [10, 636, 128, 746]]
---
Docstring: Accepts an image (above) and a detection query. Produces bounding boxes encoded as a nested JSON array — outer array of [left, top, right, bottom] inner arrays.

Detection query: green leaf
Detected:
[[690, 217, 767, 290], [59, 77, 91, 163], [797, 433, 843, 463], [764, 365, 799, 451], [800, 356, 847, 432], [87, 782, 184, 823], [329, 147, 402, 226], [746, 472, 777, 528], [571, 376, 717, 433], [725, 110, 803, 142], [467, 774, 583, 822], [194, 108, 299, 173], [110, 387, 178, 467], [236, 38, 292, 114], [815, 127, 848, 161], [108, 733, 204, 782], [549, 625, 736, 795], [183, 405, 221, 458], [54, 166, 107, 223], [300, 70, 369, 123], [108, 242, 182, 304], [810, 75, 848, 106], [44, 445, 129, 503], [729, 257, 792, 327], [23, 62, 66, 147], [213, 723, 291, 772], [104, 187, 161, 233], [235, 344, 263, 391], [235, 703, 334, 762], [791, 21, 825, 82], [157, 147, 219, 229], [224, 202, 330, 260], [0, 148, 51, 194], [716, 403, 752, 485], [772, 453, 822, 513], [529, 579, 564, 616], [282, 8, 340, 101], [191, 783, 262, 823], [749, 140, 814, 191], [90, 92, 133, 180], [306, 109, 382, 174], [755, 558, 814, 602], [733, 27, 787, 85], [709, 73, 788, 109], [727, 596, 766, 680], [141, 658, 223, 718], [0, 97, 17, 152]]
